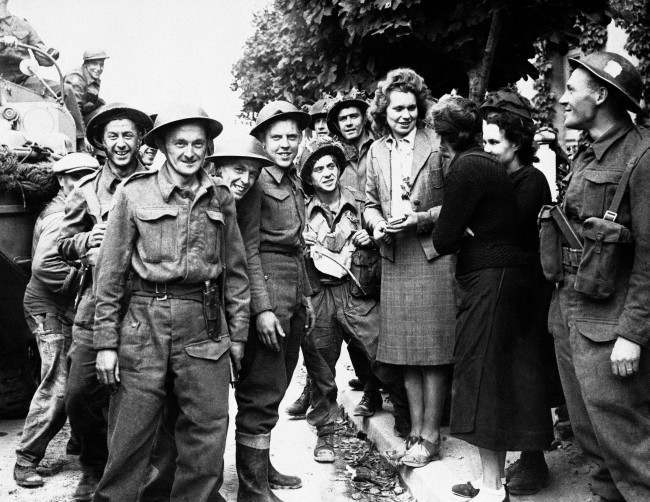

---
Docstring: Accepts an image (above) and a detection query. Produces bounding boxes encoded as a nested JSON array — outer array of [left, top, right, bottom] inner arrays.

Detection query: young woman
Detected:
[[365, 68, 456, 467], [431, 95, 552, 502], [481, 90, 557, 497]]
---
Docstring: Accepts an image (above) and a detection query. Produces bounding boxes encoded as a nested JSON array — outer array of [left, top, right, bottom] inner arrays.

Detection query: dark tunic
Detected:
[[433, 149, 552, 450]]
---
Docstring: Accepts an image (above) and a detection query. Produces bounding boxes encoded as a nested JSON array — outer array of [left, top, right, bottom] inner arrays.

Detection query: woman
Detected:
[[431, 94, 552, 502], [481, 90, 557, 497], [365, 68, 456, 467]]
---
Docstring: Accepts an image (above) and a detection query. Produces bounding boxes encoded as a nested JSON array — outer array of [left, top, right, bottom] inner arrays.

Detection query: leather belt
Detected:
[[131, 277, 205, 301], [259, 243, 301, 256]]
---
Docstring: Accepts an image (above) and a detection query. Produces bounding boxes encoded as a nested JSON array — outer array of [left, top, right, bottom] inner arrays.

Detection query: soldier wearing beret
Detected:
[[13, 154, 98, 489], [92, 105, 250, 501], [549, 52, 650, 502], [64, 49, 109, 125], [57, 103, 152, 501]]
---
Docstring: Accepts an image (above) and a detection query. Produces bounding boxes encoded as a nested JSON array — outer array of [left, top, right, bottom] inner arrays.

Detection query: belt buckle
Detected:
[[154, 282, 168, 301]]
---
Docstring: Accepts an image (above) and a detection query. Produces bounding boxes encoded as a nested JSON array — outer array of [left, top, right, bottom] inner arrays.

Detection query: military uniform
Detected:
[[235, 165, 311, 441], [338, 131, 374, 193], [57, 162, 145, 478], [64, 66, 104, 123], [303, 186, 379, 430], [550, 120, 650, 502], [0, 13, 54, 84], [92, 164, 250, 501]]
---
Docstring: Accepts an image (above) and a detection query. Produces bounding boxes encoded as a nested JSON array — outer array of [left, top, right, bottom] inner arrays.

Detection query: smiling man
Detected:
[[92, 105, 250, 502], [549, 52, 650, 502], [233, 100, 315, 501], [57, 103, 152, 502], [64, 49, 109, 125]]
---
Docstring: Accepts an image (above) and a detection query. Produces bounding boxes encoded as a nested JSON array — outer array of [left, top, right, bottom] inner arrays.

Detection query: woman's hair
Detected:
[[431, 95, 482, 152], [483, 110, 538, 165], [369, 68, 432, 137]]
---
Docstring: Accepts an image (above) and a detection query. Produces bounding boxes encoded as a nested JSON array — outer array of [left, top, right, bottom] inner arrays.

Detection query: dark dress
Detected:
[[432, 149, 553, 451]]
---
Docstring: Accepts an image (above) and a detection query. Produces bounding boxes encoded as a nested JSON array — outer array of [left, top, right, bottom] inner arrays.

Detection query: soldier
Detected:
[[13, 153, 99, 489], [298, 136, 381, 463], [64, 49, 109, 125], [139, 134, 274, 502], [235, 100, 315, 502], [57, 103, 152, 502], [326, 89, 374, 192], [139, 144, 158, 167], [0, 0, 59, 86], [309, 98, 331, 138], [91, 104, 250, 502], [549, 52, 650, 501]]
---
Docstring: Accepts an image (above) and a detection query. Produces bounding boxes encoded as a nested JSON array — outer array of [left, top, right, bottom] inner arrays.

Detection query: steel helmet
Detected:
[[297, 136, 348, 194], [143, 104, 223, 148], [326, 89, 370, 136], [568, 51, 643, 113], [207, 134, 273, 168], [250, 100, 310, 140], [86, 102, 153, 150], [309, 98, 331, 120], [51, 152, 100, 175]]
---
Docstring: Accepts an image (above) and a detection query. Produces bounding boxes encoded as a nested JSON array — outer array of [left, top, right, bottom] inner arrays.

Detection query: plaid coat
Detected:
[[364, 127, 447, 262]]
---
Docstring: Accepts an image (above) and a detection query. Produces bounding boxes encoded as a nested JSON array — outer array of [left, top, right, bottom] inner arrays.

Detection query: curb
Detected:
[[340, 390, 459, 502]]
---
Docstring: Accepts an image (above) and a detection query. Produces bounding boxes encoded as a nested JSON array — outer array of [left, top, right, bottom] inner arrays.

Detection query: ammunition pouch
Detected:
[[574, 216, 632, 300], [350, 247, 381, 299]]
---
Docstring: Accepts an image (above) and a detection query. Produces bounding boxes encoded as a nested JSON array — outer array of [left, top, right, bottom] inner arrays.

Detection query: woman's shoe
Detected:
[[401, 437, 440, 468], [451, 479, 481, 498], [468, 485, 508, 502]]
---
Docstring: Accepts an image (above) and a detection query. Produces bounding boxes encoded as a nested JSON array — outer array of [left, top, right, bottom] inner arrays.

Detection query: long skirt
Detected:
[[450, 267, 554, 451], [376, 228, 456, 366]]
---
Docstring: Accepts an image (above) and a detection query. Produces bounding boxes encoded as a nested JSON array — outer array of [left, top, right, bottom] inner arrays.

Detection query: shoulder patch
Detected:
[[122, 169, 155, 185]]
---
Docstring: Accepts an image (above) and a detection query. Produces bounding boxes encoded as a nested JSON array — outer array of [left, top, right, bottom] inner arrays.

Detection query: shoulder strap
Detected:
[[605, 139, 650, 221]]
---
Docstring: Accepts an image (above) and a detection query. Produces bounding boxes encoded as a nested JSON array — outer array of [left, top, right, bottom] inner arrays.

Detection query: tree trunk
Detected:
[[468, 9, 503, 102]]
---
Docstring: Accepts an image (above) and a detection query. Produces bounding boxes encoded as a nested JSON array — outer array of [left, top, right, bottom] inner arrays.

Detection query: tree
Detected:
[[232, 0, 608, 115]]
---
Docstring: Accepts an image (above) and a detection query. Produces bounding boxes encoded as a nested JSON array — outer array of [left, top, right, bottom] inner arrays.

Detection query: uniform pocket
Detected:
[[573, 319, 618, 343], [204, 209, 224, 263], [135, 207, 179, 263], [262, 186, 294, 229], [580, 170, 622, 219], [184, 338, 231, 361]]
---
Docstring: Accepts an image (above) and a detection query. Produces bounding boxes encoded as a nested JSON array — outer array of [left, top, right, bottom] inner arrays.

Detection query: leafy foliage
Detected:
[[232, 0, 609, 115], [609, 0, 650, 107]]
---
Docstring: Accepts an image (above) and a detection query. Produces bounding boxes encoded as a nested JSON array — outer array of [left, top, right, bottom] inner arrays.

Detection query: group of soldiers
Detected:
[[2, 1, 649, 502]]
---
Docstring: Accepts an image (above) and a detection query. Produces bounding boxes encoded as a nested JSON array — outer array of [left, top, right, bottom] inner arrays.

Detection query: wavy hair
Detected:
[[483, 110, 539, 165], [431, 95, 482, 152], [369, 68, 432, 137]]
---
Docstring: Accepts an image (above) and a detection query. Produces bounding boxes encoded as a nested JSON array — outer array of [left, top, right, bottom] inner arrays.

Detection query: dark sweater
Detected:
[[510, 165, 551, 257], [432, 148, 526, 274]]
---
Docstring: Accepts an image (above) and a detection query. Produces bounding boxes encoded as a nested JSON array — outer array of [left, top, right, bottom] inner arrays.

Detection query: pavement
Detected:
[[0, 349, 595, 502]]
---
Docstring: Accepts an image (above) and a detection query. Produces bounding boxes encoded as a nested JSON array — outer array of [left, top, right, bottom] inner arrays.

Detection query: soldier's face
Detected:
[[218, 160, 261, 200], [139, 145, 157, 166], [337, 106, 365, 142], [310, 154, 339, 193], [312, 117, 329, 138], [163, 123, 208, 178], [262, 119, 301, 169], [86, 60, 105, 80], [560, 69, 599, 130], [103, 119, 140, 169], [386, 90, 418, 138], [482, 121, 518, 167]]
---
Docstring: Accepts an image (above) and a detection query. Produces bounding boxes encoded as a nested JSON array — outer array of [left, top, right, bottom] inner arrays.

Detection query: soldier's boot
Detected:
[[236, 433, 283, 502], [285, 378, 311, 417], [71, 467, 101, 501], [268, 459, 302, 489]]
